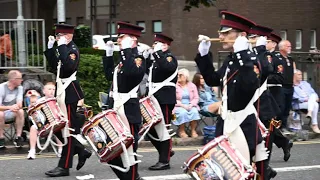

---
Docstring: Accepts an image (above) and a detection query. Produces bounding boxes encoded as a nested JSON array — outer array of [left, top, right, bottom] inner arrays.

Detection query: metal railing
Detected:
[[0, 19, 46, 71]]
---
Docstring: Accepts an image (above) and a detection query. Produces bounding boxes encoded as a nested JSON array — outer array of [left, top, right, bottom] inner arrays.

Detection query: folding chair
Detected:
[[291, 98, 312, 130], [4, 119, 16, 141], [97, 92, 109, 110]]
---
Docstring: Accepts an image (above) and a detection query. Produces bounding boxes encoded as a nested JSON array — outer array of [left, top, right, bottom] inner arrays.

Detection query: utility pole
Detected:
[[17, 0, 26, 67], [57, 0, 66, 23]]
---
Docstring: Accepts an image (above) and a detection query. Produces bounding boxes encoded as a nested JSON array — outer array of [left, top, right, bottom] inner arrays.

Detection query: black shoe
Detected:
[[170, 150, 175, 157], [267, 166, 277, 179], [148, 162, 170, 170], [283, 140, 293, 162], [45, 167, 69, 177], [0, 138, 5, 149], [76, 149, 92, 170], [13, 137, 23, 148], [136, 176, 146, 180]]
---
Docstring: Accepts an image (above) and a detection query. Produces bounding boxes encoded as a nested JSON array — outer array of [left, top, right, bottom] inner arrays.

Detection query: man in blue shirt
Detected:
[[292, 69, 320, 133]]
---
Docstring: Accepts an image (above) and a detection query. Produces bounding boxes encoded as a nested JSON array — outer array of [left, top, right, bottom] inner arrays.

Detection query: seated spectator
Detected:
[[0, 70, 24, 148], [292, 69, 320, 133], [172, 68, 200, 138], [0, 32, 13, 74], [27, 82, 63, 159], [193, 73, 221, 114]]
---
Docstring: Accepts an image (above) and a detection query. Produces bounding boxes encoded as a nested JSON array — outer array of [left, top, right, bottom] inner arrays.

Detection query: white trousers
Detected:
[[298, 93, 319, 125]]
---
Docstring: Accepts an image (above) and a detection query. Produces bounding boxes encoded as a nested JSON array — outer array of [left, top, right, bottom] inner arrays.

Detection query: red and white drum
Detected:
[[27, 97, 67, 138], [183, 136, 256, 180], [81, 109, 134, 163], [139, 96, 162, 136]]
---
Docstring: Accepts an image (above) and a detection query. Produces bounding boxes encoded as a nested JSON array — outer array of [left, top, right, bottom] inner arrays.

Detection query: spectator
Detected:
[[0, 70, 24, 148], [292, 69, 320, 133], [0, 32, 13, 74], [192, 73, 221, 114], [172, 68, 200, 138], [27, 82, 63, 159]]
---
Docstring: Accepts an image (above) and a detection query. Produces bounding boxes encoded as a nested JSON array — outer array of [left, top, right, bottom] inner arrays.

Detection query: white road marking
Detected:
[[104, 165, 320, 180]]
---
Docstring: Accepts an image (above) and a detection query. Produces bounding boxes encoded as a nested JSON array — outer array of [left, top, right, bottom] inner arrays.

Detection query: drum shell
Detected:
[[82, 109, 134, 163]]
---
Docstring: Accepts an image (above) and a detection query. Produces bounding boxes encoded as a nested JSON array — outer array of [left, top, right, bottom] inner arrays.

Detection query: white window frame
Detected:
[[310, 30, 317, 49], [295, 30, 302, 49], [136, 21, 146, 33], [153, 20, 162, 33], [280, 30, 287, 40]]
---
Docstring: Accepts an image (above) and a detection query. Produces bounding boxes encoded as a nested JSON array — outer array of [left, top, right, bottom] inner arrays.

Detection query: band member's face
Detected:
[[199, 75, 205, 85], [117, 34, 137, 49], [266, 41, 276, 51], [219, 30, 238, 50], [43, 84, 56, 98], [249, 36, 258, 47], [162, 43, 169, 52]]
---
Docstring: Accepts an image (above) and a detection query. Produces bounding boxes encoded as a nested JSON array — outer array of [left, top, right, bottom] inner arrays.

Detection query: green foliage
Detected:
[[79, 48, 105, 56], [77, 54, 110, 113], [183, 0, 216, 11], [73, 25, 91, 48]]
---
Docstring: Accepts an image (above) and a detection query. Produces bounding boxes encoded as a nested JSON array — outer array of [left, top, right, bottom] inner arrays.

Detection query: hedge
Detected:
[[28, 53, 111, 113], [77, 54, 111, 113]]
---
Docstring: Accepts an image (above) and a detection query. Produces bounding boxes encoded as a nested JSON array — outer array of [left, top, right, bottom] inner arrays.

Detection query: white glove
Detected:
[[105, 41, 114, 57], [153, 42, 163, 52], [121, 36, 134, 49], [198, 35, 211, 56], [198, 34, 210, 41], [233, 36, 249, 53], [256, 36, 267, 47], [142, 49, 150, 59], [47, 36, 55, 49], [57, 36, 67, 46]]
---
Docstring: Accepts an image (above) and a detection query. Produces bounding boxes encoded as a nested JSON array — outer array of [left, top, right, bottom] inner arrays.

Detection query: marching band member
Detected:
[[195, 11, 271, 179], [249, 25, 281, 179], [44, 23, 92, 177], [102, 21, 145, 180], [143, 33, 178, 170], [266, 33, 294, 162]]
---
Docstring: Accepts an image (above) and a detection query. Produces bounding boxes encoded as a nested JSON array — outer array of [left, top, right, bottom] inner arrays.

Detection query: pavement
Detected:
[[1, 140, 320, 180]]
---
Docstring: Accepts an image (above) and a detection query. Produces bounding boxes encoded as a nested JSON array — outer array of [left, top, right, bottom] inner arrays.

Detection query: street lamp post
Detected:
[[57, 0, 66, 23], [17, 0, 26, 68]]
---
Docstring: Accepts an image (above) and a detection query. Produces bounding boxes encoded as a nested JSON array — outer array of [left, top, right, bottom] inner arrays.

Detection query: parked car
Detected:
[[92, 34, 150, 52]]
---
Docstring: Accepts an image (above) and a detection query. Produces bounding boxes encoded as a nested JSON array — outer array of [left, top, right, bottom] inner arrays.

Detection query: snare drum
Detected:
[[27, 97, 67, 137], [139, 96, 162, 136], [183, 136, 255, 180], [81, 109, 134, 163]]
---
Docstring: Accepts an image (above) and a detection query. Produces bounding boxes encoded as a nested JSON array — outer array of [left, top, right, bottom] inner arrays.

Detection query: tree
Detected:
[[183, 0, 216, 11]]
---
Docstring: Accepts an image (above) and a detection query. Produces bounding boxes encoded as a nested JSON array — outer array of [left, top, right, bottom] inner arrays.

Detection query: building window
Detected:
[[153, 20, 162, 33], [65, 18, 72, 24], [136, 21, 146, 33], [106, 22, 116, 34], [311, 30, 316, 49], [280, 30, 287, 40], [295, 30, 302, 49], [76, 17, 84, 25]]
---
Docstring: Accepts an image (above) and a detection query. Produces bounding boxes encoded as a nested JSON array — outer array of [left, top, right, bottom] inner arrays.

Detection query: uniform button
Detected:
[[229, 61, 233, 65], [247, 51, 251, 54], [121, 51, 124, 55], [233, 80, 236, 83]]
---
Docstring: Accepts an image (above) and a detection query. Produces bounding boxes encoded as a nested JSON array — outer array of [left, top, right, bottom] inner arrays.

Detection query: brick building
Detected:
[[0, 0, 319, 60]]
